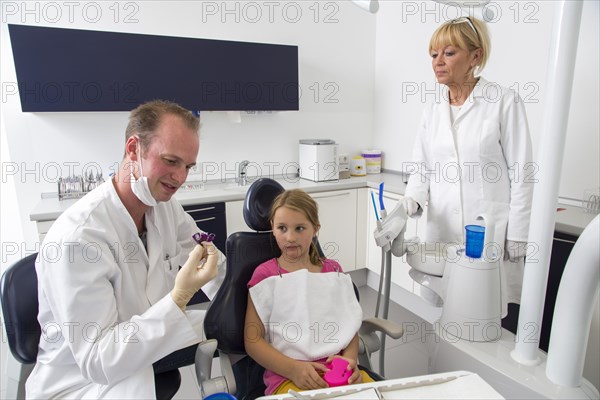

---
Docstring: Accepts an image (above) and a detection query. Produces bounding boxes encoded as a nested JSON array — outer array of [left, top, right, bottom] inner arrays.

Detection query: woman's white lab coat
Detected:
[[26, 179, 226, 399], [405, 77, 533, 315]]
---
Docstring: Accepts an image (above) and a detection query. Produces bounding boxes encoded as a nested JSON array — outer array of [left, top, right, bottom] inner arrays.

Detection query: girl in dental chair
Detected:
[[244, 189, 374, 395]]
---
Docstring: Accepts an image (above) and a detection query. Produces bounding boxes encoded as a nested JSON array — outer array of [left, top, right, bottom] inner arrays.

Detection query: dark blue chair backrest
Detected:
[[204, 178, 285, 353], [0, 253, 40, 364]]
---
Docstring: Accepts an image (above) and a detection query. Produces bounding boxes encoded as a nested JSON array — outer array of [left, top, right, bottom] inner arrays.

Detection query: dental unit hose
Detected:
[[372, 182, 392, 377]]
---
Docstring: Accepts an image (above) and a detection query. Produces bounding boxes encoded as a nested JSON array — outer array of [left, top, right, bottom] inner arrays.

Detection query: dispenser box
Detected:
[[299, 139, 339, 182]]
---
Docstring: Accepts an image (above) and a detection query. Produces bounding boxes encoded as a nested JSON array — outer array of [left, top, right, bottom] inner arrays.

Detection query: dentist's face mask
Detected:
[[130, 139, 158, 207]]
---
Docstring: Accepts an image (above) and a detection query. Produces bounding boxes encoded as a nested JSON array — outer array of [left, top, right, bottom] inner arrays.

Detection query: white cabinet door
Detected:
[[225, 200, 248, 234], [226, 189, 360, 271], [36, 220, 55, 243], [355, 188, 368, 270], [311, 189, 358, 271], [365, 190, 418, 293]]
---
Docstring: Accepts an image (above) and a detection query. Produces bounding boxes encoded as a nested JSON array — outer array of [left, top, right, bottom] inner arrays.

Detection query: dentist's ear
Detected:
[[125, 135, 139, 161]]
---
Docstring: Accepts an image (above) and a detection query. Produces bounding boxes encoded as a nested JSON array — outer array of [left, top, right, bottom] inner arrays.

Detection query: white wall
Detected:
[[374, 0, 599, 202], [0, 1, 377, 249], [4, 1, 597, 256]]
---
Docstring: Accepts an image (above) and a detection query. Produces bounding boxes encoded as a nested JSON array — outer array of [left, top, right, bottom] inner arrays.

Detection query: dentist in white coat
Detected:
[[403, 17, 533, 317], [27, 100, 226, 398]]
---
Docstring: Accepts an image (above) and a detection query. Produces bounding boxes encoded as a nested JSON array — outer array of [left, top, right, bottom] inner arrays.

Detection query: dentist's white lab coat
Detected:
[[405, 77, 533, 315], [27, 179, 226, 399]]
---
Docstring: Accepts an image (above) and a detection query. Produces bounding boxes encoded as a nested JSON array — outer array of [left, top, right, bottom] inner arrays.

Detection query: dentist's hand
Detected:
[[504, 240, 528, 262], [171, 243, 218, 310], [402, 196, 420, 217]]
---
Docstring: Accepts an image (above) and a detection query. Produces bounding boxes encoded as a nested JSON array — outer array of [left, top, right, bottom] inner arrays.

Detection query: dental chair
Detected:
[[199, 178, 404, 400], [0, 253, 182, 400]]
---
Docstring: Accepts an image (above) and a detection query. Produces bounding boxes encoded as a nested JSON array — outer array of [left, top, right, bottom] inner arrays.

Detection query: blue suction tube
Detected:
[[378, 182, 385, 212], [371, 191, 380, 221]]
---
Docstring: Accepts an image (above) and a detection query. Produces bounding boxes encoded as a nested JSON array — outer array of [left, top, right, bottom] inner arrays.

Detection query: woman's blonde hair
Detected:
[[429, 17, 491, 76], [270, 189, 322, 266]]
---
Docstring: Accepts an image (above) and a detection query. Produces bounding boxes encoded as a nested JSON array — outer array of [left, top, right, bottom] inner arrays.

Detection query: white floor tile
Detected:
[[358, 285, 429, 349], [1, 338, 7, 397], [173, 365, 201, 399], [369, 339, 430, 380]]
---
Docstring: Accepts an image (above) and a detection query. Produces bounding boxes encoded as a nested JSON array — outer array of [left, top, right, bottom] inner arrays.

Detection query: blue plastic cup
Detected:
[[465, 225, 485, 258], [203, 393, 237, 400]]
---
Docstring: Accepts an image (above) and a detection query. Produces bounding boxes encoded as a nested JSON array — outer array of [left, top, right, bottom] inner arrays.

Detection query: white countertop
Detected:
[[258, 370, 503, 399], [29, 172, 597, 236], [554, 204, 598, 237], [29, 173, 408, 222]]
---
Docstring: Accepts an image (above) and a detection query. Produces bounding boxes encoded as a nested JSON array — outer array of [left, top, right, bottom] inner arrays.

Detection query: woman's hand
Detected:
[[290, 361, 329, 390], [325, 355, 362, 385]]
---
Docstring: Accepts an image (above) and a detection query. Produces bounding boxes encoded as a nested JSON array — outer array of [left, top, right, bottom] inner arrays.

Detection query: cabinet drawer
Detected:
[[36, 220, 55, 234], [183, 202, 225, 218], [183, 202, 227, 255]]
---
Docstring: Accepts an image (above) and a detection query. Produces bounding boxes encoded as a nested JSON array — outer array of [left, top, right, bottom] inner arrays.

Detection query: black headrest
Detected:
[[243, 178, 284, 231]]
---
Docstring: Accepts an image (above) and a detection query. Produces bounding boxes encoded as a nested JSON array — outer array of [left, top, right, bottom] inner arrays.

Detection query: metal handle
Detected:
[[553, 237, 577, 244], [311, 191, 351, 200], [186, 206, 216, 213], [195, 217, 216, 223]]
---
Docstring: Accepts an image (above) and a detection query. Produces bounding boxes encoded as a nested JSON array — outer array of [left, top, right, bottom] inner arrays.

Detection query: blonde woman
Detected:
[[403, 17, 534, 317]]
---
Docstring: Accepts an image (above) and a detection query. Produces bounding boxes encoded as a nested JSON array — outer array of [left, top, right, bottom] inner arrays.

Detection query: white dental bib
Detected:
[[250, 268, 362, 361]]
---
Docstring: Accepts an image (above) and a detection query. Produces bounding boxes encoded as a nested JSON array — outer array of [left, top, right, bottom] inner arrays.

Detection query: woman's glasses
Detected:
[[450, 16, 481, 44]]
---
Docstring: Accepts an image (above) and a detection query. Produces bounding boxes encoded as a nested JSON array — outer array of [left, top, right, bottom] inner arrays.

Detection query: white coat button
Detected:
[[453, 209, 460, 214]]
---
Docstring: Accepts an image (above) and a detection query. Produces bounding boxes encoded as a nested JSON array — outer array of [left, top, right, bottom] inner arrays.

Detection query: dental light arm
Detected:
[[352, 0, 495, 20], [351, 0, 379, 13]]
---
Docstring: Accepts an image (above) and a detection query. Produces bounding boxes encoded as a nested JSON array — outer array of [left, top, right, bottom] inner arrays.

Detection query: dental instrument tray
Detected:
[[58, 172, 104, 200]]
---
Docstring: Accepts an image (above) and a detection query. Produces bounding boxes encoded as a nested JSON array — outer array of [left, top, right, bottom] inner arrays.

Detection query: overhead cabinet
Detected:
[[8, 24, 299, 112]]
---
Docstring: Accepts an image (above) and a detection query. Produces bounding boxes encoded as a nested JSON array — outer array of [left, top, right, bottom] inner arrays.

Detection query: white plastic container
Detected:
[[361, 149, 382, 174]]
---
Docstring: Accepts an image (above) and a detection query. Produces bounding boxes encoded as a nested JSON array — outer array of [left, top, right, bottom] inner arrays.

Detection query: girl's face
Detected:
[[272, 206, 318, 264]]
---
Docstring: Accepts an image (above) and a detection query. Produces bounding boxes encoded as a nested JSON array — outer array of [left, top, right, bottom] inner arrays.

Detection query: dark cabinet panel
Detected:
[[183, 202, 227, 255], [183, 202, 227, 305], [502, 231, 578, 352], [539, 231, 578, 351], [9, 24, 299, 112]]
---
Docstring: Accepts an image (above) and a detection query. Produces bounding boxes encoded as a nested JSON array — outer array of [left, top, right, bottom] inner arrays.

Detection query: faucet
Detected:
[[238, 160, 250, 186]]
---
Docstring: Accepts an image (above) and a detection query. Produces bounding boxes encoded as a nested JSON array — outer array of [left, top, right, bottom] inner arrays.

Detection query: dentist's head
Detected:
[[429, 17, 490, 86], [115, 100, 200, 209]]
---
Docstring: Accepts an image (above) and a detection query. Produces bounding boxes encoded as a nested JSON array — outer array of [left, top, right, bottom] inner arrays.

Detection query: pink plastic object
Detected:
[[323, 358, 351, 387], [193, 232, 215, 244]]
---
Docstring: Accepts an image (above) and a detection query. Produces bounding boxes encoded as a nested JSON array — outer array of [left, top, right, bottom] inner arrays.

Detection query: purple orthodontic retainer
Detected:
[[193, 232, 215, 244]]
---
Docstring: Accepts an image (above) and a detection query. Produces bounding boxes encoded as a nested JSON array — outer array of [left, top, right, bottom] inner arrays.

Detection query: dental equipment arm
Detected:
[[373, 200, 415, 257], [371, 194, 415, 376], [195, 340, 236, 398]]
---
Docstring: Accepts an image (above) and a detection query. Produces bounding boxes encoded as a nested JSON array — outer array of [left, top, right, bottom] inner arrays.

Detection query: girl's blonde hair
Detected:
[[429, 17, 491, 76], [270, 189, 322, 266]]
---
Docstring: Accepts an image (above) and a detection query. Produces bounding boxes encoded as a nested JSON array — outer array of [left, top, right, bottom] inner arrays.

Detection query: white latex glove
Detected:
[[402, 196, 420, 218], [171, 243, 219, 310], [504, 240, 527, 262]]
